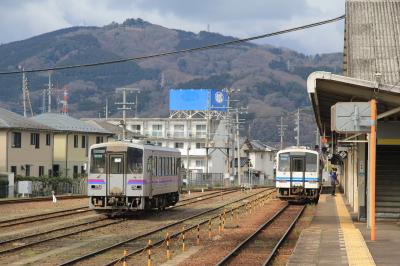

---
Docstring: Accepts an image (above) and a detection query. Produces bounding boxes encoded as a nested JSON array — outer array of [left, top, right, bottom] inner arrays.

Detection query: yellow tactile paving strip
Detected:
[[336, 194, 376, 266]]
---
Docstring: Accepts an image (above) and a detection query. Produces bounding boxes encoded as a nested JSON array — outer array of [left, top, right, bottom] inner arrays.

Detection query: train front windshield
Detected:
[[91, 148, 106, 174], [90, 147, 144, 175], [278, 152, 318, 172]]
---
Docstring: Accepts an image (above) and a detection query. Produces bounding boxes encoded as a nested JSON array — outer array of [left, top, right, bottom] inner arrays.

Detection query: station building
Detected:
[[31, 113, 112, 178], [98, 116, 229, 175], [308, 0, 400, 220], [0, 108, 54, 177]]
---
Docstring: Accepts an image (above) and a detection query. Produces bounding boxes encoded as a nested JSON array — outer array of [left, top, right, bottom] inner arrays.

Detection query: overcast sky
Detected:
[[0, 0, 345, 54]]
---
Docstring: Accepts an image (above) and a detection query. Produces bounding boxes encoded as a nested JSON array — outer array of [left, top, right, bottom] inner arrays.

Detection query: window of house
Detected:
[[81, 165, 86, 175], [96, 136, 104, 144], [11, 132, 21, 148], [46, 134, 51, 146], [175, 142, 184, 149], [74, 135, 79, 148], [196, 160, 204, 167], [195, 124, 207, 138], [152, 124, 163, 137], [131, 125, 141, 133], [30, 133, 40, 149], [10, 166, 17, 176], [173, 125, 185, 137], [196, 142, 205, 149], [81, 135, 87, 148], [39, 166, 44, 177], [25, 165, 31, 177], [73, 165, 78, 178]]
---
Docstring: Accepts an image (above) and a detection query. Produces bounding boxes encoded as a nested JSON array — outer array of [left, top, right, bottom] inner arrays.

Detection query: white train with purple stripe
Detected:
[[276, 147, 322, 203], [88, 140, 181, 213]]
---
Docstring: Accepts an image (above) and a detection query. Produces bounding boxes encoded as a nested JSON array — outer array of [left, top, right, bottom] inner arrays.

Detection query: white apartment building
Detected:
[[93, 117, 230, 175]]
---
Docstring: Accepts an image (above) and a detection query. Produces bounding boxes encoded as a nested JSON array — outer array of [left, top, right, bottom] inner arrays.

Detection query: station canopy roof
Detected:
[[307, 71, 400, 134]]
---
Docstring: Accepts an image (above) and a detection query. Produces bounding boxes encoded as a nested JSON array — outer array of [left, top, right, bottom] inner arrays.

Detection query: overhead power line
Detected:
[[0, 15, 345, 75]]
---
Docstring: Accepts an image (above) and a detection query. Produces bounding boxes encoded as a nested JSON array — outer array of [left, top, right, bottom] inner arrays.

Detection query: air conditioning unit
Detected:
[[331, 102, 371, 133]]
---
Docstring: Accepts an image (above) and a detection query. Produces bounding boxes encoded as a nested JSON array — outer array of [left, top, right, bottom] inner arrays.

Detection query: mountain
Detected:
[[0, 18, 342, 147]]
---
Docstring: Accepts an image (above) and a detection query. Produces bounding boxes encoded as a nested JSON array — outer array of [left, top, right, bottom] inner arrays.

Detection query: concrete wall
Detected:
[[0, 131, 7, 173], [7, 131, 53, 177], [53, 133, 107, 177]]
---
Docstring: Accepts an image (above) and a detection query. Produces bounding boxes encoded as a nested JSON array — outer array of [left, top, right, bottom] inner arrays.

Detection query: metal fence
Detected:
[[183, 172, 275, 189], [0, 178, 87, 199]]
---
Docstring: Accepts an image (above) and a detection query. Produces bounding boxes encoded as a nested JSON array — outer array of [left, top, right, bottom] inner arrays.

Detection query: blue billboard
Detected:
[[169, 88, 228, 111], [210, 89, 228, 111], [169, 89, 209, 111]]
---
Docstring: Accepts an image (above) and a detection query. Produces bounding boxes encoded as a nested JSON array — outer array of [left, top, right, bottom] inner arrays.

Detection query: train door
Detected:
[[291, 156, 305, 187], [107, 153, 125, 196]]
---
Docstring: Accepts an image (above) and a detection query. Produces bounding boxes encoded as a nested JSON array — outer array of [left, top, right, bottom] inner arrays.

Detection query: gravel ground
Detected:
[[0, 190, 221, 222], [0, 189, 269, 265], [175, 198, 286, 266], [270, 204, 316, 266]]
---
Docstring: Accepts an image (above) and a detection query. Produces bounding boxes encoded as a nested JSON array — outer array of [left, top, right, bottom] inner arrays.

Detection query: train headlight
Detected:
[[131, 185, 142, 190], [91, 185, 102, 190]]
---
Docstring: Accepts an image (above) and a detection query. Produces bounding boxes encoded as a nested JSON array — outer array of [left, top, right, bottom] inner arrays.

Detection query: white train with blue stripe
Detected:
[[88, 140, 181, 213], [276, 147, 322, 203]]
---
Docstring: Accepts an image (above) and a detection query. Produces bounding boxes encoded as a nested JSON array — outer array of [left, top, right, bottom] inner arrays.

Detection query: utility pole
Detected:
[[134, 90, 141, 118], [105, 98, 109, 119], [277, 116, 287, 150], [48, 73, 52, 113], [21, 69, 33, 117], [295, 108, 300, 146], [236, 109, 241, 186], [41, 88, 46, 114], [115, 88, 137, 140], [22, 70, 27, 117]]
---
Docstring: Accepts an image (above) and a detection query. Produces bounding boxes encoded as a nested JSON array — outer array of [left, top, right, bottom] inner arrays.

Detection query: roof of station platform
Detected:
[[307, 71, 400, 134]]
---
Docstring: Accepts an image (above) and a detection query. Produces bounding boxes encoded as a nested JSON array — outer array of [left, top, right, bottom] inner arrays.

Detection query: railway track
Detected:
[[0, 188, 261, 260], [60, 188, 275, 266], [0, 206, 90, 228], [216, 203, 305, 266], [0, 189, 233, 228], [0, 195, 87, 205]]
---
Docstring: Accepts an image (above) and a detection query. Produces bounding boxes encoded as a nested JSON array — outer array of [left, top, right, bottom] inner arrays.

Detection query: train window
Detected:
[[147, 156, 153, 172], [172, 158, 176, 175], [127, 148, 143, 174], [161, 157, 164, 176], [90, 148, 106, 174], [278, 153, 290, 172], [110, 156, 124, 174], [154, 156, 158, 176], [158, 157, 161, 176], [292, 158, 304, 172], [306, 154, 318, 172]]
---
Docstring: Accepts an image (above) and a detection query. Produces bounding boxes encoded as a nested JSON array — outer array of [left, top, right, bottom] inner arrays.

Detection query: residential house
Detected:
[[0, 108, 54, 177], [241, 139, 277, 184], [31, 113, 112, 177]]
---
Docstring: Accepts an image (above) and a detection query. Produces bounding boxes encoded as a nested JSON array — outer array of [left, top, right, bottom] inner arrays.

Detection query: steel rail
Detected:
[[0, 219, 125, 255], [0, 190, 238, 246], [262, 205, 306, 266], [0, 188, 266, 258], [59, 188, 274, 266], [171, 189, 239, 209], [0, 195, 87, 205], [0, 207, 90, 228], [103, 189, 275, 266], [216, 203, 290, 266], [0, 217, 108, 246]]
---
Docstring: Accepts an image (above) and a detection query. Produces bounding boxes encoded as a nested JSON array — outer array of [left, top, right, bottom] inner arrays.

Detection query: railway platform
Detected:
[[287, 193, 375, 265]]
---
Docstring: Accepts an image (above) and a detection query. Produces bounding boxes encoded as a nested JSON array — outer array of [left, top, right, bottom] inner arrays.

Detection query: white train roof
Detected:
[[90, 140, 181, 154], [277, 146, 318, 154]]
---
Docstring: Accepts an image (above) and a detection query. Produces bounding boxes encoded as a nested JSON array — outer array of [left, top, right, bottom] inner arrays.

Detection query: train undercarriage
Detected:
[[277, 187, 320, 203], [90, 192, 180, 214]]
